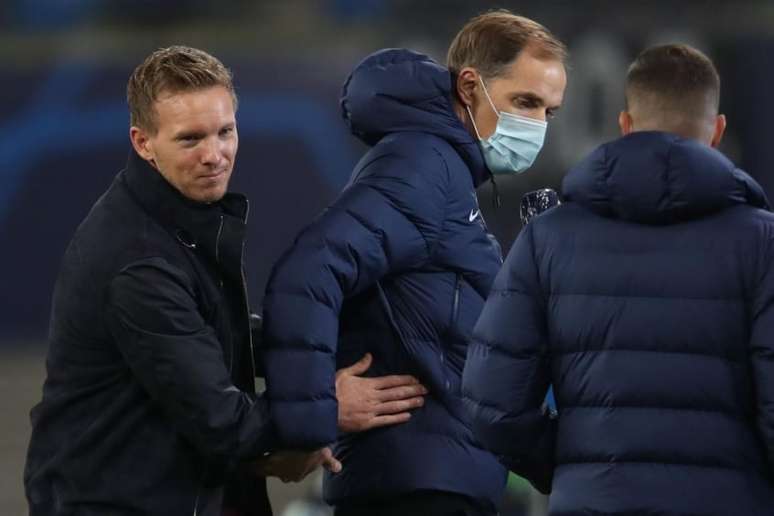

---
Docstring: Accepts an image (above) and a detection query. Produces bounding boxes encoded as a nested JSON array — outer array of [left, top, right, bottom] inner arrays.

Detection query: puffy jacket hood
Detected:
[[563, 131, 769, 224], [341, 48, 489, 186]]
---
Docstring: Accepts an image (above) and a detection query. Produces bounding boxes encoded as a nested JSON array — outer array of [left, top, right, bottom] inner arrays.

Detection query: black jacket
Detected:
[[25, 151, 275, 516]]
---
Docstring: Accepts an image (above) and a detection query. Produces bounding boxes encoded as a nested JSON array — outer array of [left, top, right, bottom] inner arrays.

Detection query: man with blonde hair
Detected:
[[262, 10, 567, 516], [24, 45, 423, 516]]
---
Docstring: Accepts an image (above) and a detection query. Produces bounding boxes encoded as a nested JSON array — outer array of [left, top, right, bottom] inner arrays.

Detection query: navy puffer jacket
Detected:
[[463, 131, 774, 515], [262, 49, 506, 508]]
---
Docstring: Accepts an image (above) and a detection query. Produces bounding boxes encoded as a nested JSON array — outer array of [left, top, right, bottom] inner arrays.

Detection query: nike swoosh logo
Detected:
[[469, 209, 481, 223]]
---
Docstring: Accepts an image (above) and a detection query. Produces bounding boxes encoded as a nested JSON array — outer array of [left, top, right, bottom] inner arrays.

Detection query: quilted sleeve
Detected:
[[751, 224, 774, 474], [262, 150, 449, 449], [462, 222, 556, 493]]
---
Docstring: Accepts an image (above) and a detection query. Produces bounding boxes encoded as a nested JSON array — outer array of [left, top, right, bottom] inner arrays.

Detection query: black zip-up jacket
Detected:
[[24, 151, 275, 516]]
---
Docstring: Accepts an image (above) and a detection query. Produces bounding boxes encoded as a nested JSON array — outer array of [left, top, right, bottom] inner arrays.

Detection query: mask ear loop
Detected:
[[477, 75, 501, 118], [465, 74, 500, 140], [465, 76, 503, 210], [466, 105, 483, 140]]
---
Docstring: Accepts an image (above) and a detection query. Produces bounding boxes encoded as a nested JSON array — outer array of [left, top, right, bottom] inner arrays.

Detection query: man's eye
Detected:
[[220, 127, 234, 137], [517, 99, 536, 109]]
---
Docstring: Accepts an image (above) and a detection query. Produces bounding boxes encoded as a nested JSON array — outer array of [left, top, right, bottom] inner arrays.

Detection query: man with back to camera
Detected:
[[23, 45, 428, 516], [260, 10, 567, 516], [462, 44, 774, 515]]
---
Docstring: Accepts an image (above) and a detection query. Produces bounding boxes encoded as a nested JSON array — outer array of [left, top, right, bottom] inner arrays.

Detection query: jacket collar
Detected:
[[563, 131, 769, 224], [121, 150, 248, 267]]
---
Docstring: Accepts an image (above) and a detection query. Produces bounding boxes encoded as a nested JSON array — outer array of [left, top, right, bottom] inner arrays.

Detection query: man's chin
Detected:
[[185, 187, 227, 204]]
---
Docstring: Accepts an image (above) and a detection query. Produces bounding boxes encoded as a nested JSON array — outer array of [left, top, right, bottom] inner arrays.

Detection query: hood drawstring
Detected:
[[489, 171, 502, 209]]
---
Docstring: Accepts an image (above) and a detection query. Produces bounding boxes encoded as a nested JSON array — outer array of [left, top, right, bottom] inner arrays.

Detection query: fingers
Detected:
[[320, 447, 342, 474], [374, 397, 424, 415], [336, 353, 373, 378], [370, 374, 423, 390], [375, 383, 428, 402]]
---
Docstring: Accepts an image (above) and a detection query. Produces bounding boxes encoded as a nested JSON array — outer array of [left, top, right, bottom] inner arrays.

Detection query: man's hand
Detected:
[[335, 353, 428, 433], [255, 448, 342, 483]]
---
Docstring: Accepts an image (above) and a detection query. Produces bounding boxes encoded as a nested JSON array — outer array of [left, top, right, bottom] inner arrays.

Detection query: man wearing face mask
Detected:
[[261, 10, 567, 516], [463, 44, 774, 515]]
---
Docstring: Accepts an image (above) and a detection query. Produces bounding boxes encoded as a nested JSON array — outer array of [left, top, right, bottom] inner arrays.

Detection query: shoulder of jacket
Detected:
[[113, 255, 194, 286], [85, 189, 198, 279], [388, 131, 459, 162], [356, 132, 458, 184]]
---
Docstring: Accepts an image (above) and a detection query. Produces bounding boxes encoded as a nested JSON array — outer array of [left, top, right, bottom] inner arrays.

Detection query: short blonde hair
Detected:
[[127, 45, 236, 133], [447, 9, 567, 80]]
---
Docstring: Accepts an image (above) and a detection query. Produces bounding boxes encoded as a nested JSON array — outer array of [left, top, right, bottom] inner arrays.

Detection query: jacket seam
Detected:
[[429, 144, 452, 262], [551, 347, 743, 363], [335, 182, 433, 260], [264, 344, 334, 354], [264, 290, 338, 314], [471, 338, 545, 360], [270, 394, 337, 403], [559, 404, 751, 419], [489, 288, 534, 297], [526, 223, 551, 332], [547, 292, 744, 301], [663, 138, 675, 210], [556, 460, 751, 472], [464, 394, 536, 416]]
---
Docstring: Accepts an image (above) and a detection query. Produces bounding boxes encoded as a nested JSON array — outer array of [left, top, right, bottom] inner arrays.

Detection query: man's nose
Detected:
[[200, 137, 223, 167], [532, 109, 548, 122]]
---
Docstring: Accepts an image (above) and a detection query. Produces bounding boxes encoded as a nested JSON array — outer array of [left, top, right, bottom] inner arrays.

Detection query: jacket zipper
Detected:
[[213, 215, 234, 375], [450, 274, 462, 330], [192, 207, 253, 516], [214, 215, 224, 265], [236, 198, 256, 383], [191, 468, 207, 516], [238, 220, 256, 383], [191, 215, 225, 515]]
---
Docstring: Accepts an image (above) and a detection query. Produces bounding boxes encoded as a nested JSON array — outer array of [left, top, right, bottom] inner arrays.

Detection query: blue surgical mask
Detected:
[[467, 76, 547, 175]]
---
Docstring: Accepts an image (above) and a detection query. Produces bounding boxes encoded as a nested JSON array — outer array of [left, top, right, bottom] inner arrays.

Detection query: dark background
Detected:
[[2, 1, 773, 514]]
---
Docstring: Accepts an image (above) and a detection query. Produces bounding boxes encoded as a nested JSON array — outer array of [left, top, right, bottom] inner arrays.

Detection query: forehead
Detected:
[[153, 86, 235, 130], [491, 51, 567, 106]]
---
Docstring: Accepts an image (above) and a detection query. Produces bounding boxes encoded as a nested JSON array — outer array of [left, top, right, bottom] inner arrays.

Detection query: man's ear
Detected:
[[455, 67, 479, 108], [129, 126, 155, 162], [618, 111, 634, 136], [710, 114, 727, 148]]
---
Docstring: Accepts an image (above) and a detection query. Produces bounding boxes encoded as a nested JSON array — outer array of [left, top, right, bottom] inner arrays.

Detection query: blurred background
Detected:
[[2, 0, 774, 514]]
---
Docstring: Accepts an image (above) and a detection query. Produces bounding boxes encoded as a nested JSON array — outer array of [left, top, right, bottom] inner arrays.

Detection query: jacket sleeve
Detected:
[[751, 231, 774, 473], [462, 222, 556, 494], [105, 257, 275, 472], [262, 151, 448, 449]]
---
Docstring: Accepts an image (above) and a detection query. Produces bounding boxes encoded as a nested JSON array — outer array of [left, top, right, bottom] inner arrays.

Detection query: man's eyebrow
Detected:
[[173, 130, 204, 140], [513, 91, 563, 111], [512, 92, 546, 105]]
